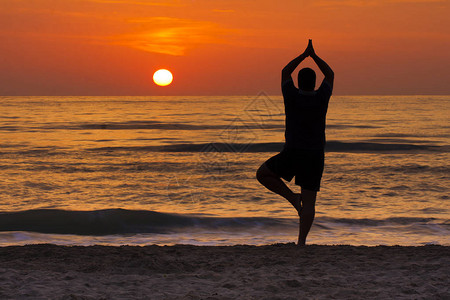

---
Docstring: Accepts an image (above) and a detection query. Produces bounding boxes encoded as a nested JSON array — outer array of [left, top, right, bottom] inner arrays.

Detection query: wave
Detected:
[[325, 141, 444, 152], [89, 141, 445, 153], [0, 121, 384, 132], [0, 141, 444, 157], [367, 164, 449, 174], [316, 216, 445, 227], [0, 209, 294, 235], [0, 209, 447, 236], [40, 121, 282, 131]]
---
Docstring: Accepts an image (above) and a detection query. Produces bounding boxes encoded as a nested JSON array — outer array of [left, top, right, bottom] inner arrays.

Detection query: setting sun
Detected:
[[153, 69, 173, 87]]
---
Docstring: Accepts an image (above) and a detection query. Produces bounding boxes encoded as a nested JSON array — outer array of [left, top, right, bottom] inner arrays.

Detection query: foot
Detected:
[[297, 240, 306, 247]]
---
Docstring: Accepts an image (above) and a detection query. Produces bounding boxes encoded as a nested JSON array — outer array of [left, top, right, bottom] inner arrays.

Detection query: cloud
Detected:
[[314, 0, 446, 7], [212, 9, 235, 13], [88, 0, 184, 7], [111, 17, 238, 55]]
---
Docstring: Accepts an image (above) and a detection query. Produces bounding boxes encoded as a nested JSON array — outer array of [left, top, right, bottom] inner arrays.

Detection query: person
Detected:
[[256, 40, 334, 246]]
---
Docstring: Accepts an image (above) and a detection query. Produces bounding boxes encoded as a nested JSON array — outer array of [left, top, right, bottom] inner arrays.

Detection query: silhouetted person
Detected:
[[256, 40, 334, 246]]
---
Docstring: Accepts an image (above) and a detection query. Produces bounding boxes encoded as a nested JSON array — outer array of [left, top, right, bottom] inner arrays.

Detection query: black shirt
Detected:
[[282, 78, 333, 150]]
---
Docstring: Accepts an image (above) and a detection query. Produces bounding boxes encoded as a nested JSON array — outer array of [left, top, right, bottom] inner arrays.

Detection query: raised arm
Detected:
[[309, 40, 334, 88], [281, 44, 309, 84]]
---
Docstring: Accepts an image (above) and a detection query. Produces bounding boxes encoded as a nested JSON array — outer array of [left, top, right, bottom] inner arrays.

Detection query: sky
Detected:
[[0, 0, 449, 96]]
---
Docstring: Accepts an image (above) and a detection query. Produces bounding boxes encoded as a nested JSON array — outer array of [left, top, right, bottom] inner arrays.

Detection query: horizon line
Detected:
[[1, 94, 449, 97]]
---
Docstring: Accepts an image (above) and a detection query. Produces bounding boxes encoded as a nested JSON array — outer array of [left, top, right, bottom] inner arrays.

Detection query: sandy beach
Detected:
[[0, 243, 448, 299]]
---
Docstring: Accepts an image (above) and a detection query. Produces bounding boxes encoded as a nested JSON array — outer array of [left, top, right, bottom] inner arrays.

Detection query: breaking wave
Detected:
[[0, 209, 447, 236]]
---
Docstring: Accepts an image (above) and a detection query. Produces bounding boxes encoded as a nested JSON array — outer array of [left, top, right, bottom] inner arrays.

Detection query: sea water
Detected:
[[0, 95, 448, 246]]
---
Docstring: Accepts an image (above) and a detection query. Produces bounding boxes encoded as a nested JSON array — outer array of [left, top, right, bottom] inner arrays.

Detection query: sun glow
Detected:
[[153, 69, 173, 86]]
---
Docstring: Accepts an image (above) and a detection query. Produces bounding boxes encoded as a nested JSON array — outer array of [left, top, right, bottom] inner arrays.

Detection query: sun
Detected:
[[153, 69, 173, 86]]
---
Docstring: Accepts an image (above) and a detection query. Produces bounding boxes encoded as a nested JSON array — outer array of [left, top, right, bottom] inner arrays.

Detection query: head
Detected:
[[298, 68, 316, 91]]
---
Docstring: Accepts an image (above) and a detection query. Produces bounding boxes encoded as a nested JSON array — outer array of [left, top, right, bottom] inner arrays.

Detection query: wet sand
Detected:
[[0, 243, 448, 299]]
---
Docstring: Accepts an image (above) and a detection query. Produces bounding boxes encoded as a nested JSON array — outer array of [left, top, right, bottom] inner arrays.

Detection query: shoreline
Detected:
[[0, 243, 448, 299]]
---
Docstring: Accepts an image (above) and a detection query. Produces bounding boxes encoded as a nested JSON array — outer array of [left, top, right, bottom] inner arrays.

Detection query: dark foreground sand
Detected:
[[0, 243, 448, 299]]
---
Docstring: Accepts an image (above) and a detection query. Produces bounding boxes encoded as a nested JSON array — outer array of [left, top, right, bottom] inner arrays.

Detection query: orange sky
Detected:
[[0, 0, 449, 95]]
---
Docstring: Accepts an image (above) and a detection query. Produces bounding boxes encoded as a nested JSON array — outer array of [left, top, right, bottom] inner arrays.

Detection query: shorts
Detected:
[[264, 147, 325, 191]]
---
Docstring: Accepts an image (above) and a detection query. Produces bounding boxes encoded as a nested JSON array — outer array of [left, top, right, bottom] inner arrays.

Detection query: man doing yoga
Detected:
[[256, 39, 334, 246]]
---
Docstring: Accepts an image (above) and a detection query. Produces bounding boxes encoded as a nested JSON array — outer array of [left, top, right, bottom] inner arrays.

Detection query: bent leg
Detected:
[[298, 188, 317, 246], [256, 163, 301, 214]]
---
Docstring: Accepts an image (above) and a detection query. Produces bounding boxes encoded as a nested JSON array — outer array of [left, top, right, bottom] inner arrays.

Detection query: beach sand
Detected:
[[0, 243, 448, 299]]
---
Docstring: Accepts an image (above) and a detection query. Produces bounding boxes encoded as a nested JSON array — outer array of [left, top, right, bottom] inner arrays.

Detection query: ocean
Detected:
[[0, 95, 448, 246]]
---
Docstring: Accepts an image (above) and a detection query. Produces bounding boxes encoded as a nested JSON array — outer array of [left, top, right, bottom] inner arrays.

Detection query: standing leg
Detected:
[[297, 188, 317, 246], [256, 163, 301, 214]]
